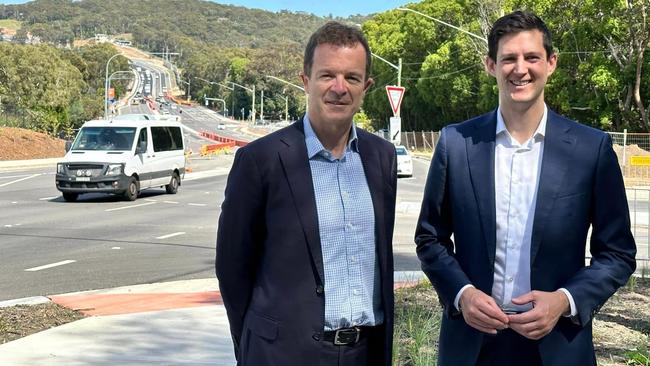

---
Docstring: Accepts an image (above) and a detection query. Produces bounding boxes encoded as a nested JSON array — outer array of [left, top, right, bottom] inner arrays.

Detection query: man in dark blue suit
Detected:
[[216, 22, 397, 366], [415, 11, 636, 366]]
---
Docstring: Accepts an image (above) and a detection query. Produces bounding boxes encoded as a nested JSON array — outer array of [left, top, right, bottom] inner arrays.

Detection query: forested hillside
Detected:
[[0, 0, 648, 134]]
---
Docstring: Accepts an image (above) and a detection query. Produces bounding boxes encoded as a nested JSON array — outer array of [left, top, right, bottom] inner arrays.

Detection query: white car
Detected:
[[217, 123, 226, 130], [395, 145, 413, 177]]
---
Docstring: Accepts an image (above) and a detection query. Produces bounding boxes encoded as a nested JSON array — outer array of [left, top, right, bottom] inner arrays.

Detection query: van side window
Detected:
[[137, 128, 148, 152], [152, 126, 183, 152]]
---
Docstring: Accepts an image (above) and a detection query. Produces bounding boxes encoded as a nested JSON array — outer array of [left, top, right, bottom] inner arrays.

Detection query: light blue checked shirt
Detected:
[[303, 116, 382, 331]]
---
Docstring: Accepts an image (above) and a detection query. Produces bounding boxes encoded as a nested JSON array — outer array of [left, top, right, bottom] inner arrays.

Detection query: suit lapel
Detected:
[[530, 112, 576, 265], [466, 112, 498, 268], [278, 120, 325, 284], [358, 133, 387, 275]]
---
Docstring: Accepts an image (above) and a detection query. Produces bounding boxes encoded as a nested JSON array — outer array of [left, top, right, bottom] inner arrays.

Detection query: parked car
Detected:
[[217, 123, 226, 130], [395, 145, 413, 177]]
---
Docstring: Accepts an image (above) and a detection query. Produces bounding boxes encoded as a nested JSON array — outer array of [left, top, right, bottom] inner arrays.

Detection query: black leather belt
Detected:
[[323, 326, 381, 346]]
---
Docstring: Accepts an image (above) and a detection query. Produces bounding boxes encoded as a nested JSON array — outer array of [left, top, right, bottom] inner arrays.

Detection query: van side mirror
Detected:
[[136, 141, 147, 154], [65, 141, 72, 152]]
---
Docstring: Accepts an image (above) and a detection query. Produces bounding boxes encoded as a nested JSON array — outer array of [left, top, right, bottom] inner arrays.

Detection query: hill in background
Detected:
[[0, 0, 369, 49]]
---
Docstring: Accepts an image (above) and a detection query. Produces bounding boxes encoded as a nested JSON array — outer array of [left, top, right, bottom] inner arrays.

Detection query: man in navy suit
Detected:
[[415, 11, 636, 366], [216, 22, 397, 366]]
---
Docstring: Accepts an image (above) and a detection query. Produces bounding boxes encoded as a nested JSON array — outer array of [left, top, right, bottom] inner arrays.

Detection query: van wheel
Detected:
[[62, 193, 78, 202], [165, 172, 179, 194], [124, 177, 139, 201]]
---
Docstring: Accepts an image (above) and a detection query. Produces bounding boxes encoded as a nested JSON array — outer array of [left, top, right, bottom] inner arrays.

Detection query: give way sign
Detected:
[[385, 85, 405, 116]]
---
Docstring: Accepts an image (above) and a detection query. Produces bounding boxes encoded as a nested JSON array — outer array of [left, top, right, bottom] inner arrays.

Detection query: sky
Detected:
[[0, 0, 413, 17]]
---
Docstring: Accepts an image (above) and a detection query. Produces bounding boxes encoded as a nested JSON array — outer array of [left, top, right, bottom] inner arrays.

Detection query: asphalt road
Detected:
[[0, 155, 431, 301]]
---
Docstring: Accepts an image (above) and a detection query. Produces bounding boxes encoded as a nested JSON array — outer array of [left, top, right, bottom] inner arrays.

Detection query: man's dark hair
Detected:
[[303, 21, 372, 79], [488, 11, 554, 61]]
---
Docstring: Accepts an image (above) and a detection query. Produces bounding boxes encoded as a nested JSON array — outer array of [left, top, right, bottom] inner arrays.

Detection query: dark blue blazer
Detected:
[[415, 109, 636, 366], [216, 119, 397, 366]]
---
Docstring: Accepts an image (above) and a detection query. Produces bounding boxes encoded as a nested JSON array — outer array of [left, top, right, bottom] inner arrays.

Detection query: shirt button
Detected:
[[353, 289, 360, 296], [312, 332, 321, 341], [316, 285, 324, 295], [507, 277, 514, 283], [346, 223, 353, 231], [350, 256, 357, 263]]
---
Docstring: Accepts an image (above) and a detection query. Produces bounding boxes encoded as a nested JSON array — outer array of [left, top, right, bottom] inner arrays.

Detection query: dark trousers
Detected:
[[319, 326, 385, 366], [476, 328, 542, 366]]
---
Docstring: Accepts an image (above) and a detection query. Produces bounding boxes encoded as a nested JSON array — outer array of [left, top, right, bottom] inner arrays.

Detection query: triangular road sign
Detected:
[[385, 85, 405, 116]]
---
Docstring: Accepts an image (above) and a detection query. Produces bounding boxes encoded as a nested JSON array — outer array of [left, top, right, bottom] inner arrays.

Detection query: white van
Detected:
[[56, 115, 186, 202]]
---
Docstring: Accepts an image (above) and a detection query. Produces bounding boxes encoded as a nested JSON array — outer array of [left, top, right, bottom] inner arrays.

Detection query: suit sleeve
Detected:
[[216, 147, 265, 356], [415, 127, 472, 316], [563, 133, 636, 326]]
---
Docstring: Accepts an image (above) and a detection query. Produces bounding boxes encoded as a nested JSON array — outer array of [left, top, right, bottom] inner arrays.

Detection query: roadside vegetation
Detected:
[[394, 278, 650, 366], [1, 0, 647, 135]]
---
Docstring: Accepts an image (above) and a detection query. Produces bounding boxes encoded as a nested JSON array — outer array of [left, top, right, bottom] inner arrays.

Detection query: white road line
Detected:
[[163, 201, 179, 204], [144, 199, 158, 202], [105, 202, 157, 212], [0, 174, 40, 188], [25, 260, 76, 272], [188, 203, 207, 207], [0, 174, 34, 180], [156, 232, 186, 239], [39, 196, 59, 201]]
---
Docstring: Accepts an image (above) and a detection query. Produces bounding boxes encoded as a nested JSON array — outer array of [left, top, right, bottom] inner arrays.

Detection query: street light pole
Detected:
[[104, 53, 123, 119], [260, 89, 264, 123], [265, 75, 307, 112], [195, 77, 235, 118], [230, 81, 255, 122], [108, 70, 136, 115], [396, 7, 487, 43], [371, 53, 403, 116]]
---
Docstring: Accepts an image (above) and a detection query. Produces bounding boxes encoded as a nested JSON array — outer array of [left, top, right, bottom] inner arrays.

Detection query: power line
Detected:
[[402, 63, 483, 81]]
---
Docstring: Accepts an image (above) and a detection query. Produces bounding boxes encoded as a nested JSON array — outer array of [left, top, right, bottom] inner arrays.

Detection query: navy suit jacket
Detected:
[[415, 109, 636, 366], [216, 119, 397, 366]]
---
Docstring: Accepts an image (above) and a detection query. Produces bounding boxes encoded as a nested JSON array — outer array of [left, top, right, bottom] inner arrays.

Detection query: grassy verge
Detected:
[[393, 279, 650, 366]]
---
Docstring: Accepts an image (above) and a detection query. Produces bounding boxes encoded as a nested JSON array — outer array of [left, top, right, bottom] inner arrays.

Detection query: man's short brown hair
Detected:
[[303, 21, 372, 79]]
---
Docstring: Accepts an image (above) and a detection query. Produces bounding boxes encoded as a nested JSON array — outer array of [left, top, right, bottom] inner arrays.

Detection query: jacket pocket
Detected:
[[246, 311, 279, 341]]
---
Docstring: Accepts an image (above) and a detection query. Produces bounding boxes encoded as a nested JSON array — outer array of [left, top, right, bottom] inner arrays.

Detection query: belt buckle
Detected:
[[334, 327, 360, 345]]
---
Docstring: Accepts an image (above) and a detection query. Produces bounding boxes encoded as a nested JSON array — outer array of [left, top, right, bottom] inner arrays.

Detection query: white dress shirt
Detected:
[[455, 105, 576, 316]]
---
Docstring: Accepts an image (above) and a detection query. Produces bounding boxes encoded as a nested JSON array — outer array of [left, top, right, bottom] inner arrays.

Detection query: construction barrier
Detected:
[[200, 142, 236, 157], [199, 131, 248, 147]]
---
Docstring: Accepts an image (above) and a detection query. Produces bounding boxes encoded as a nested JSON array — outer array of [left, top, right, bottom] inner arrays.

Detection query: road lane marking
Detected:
[[25, 260, 76, 272], [105, 202, 157, 212], [188, 203, 207, 207], [156, 232, 186, 239], [0, 174, 35, 180], [0, 174, 40, 188], [112, 247, 121, 250], [144, 199, 158, 202], [163, 201, 179, 204], [39, 196, 59, 201]]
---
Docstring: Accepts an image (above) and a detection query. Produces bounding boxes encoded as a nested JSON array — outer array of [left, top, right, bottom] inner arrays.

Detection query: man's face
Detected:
[[301, 43, 373, 128], [485, 30, 557, 110]]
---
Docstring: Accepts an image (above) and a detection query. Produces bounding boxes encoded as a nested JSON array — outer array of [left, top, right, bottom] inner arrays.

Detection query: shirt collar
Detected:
[[496, 104, 548, 142], [303, 114, 359, 159]]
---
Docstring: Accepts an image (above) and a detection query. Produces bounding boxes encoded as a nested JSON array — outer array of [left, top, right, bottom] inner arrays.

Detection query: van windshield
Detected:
[[71, 127, 137, 151]]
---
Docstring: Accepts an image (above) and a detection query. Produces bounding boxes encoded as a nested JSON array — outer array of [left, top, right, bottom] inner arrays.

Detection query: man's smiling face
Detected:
[[486, 29, 557, 111]]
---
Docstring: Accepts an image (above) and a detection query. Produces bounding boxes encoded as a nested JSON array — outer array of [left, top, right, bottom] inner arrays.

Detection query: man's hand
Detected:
[[459, 287, 509, 334], [508, 290, 570, 340]]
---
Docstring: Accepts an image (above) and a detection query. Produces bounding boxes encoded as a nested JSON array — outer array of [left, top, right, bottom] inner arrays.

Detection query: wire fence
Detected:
[[609, 130, 650, 186], [388, 130, 650, 269]]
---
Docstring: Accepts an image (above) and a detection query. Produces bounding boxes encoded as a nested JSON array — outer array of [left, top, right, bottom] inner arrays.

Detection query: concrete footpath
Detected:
[[0, 272, 425, 365]]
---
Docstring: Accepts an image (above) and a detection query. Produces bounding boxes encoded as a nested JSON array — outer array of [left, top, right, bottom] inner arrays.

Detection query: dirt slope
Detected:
[[0, 127, 65, 160]]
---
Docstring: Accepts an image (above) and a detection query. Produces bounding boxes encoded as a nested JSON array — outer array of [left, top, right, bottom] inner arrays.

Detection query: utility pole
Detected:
[[260, 89, 264, 123]]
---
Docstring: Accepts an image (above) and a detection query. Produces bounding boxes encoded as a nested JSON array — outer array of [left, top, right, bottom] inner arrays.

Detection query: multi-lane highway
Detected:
[[0, 151, 431, 301]]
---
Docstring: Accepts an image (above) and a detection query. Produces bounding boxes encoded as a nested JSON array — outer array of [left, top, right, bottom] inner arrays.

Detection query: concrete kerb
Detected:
[[0, 157, 61, 172]]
